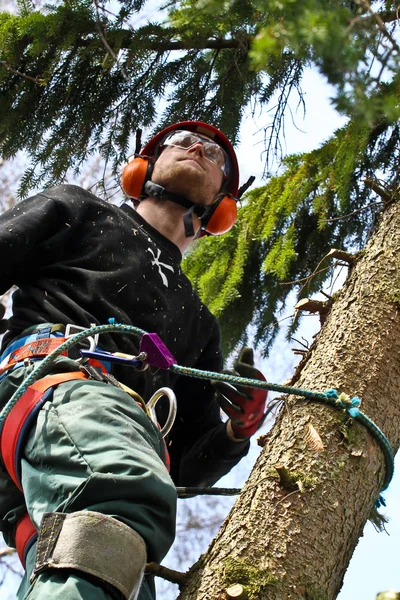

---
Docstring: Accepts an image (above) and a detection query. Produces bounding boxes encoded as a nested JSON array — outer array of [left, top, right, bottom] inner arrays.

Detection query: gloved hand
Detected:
[[213, 348, 268, 440]]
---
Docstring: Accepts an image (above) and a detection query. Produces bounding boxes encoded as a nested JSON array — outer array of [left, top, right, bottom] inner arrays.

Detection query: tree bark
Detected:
[[178, 199, 400, 600]]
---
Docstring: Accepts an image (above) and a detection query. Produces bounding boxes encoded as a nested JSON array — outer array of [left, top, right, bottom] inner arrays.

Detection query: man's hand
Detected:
[[213, 348, 268, 440]]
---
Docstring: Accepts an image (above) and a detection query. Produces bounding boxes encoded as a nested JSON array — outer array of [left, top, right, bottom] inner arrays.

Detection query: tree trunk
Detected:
[[178, 200, 400, 600]]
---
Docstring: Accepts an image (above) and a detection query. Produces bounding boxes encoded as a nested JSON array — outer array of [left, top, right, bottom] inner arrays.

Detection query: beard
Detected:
[[151, 157, 220, 206]]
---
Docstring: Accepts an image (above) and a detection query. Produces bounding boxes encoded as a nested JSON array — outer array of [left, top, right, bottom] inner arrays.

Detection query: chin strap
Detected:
[[143, 181, 212, 237]]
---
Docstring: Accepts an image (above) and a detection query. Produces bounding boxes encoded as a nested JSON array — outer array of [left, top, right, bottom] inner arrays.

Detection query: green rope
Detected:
[[0, 321, 394, 507], [172, 364, 394, 503]]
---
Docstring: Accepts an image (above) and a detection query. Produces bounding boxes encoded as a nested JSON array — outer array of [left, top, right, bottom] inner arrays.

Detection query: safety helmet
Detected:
[[120, 121, 240, 236]]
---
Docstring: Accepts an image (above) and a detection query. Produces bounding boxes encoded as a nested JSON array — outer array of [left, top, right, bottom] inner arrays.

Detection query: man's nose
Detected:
[[187, 141, 205, 157]]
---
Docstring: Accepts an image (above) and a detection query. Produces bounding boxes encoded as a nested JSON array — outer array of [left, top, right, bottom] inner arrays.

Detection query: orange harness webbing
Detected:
[[0, 337, 69, 377], [0, 371, 88, 565]]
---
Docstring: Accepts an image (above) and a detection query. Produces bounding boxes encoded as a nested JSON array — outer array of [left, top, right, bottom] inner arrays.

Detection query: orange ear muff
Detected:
[[204, 195, 237, 236], [121, 156, 151, 200]]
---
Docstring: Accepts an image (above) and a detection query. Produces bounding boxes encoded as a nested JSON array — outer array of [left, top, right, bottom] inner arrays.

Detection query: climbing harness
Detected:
[[0, 323, 177, 564], [0, 320, 394, 563]]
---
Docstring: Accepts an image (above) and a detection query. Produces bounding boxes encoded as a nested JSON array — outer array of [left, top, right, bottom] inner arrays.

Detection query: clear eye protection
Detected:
[[161, 130, 230, 176]]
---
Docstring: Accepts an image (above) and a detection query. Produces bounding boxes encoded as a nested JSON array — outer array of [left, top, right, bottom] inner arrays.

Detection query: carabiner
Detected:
[[146, 387, 177, 438]]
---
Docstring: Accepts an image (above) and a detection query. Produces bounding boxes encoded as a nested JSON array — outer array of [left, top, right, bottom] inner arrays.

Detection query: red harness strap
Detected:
[[0, 371, 88, 566], [14, 513, 37, 565]]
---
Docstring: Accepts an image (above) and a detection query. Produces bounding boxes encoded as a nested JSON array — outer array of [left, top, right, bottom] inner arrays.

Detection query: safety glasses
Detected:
[[161, 130, 230, 176]]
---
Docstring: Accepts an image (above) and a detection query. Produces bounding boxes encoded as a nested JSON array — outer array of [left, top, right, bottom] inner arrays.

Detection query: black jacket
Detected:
[[0, 185, 249, 486]]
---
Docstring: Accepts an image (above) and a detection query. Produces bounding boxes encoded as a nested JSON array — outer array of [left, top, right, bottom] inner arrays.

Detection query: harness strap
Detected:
[[0, 371, 88, 567], [0, 337, 68, 376], [0, 338, 110, 381], [1, 371, 88, 491], [15, 513, 37, 566]]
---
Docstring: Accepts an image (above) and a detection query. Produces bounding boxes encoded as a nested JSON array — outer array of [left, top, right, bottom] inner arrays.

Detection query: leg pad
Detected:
[[32, 511, 146, 600]]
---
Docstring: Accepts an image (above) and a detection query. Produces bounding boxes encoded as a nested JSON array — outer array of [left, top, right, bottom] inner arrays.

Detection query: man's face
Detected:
[[151, 133, 224, 206]]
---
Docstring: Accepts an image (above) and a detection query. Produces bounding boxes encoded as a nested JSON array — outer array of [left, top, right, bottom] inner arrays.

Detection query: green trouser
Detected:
[[0, 360, 177, 600]]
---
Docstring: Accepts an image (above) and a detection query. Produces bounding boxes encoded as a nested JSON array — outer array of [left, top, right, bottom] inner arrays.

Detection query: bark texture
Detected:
[[178, 200, 400, 600]]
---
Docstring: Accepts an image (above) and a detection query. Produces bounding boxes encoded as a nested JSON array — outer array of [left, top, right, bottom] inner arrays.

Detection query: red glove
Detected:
[[213, 348, 268, 440]]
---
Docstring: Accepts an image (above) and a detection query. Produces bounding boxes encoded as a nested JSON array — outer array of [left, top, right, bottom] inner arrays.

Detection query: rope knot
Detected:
[[325, 389, 339, 401], [347, 396, 361, 418]]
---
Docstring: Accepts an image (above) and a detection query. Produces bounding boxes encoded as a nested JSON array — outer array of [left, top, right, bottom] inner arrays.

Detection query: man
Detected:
[[0, 121, 267, 599]]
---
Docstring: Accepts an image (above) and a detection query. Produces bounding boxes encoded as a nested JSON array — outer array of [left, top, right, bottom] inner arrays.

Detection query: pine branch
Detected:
[[144, 37, 250, 51], [93, 0, 129, 82], [364, 178, 397, 203], [354, 0, 400, 52], [0, 61, 43, 84], [378, 10, 400, 24], [57, 30, 251, 52]]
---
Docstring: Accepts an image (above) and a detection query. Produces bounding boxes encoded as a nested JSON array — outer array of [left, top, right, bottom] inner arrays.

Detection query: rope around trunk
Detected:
[[0, 321, 393, 507]]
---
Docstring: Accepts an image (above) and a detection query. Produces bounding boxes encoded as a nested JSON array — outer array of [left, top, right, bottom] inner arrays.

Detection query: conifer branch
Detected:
[[326, 249, 355, 264], [0, 61, 43, 84], [280, 262, 344, 287], [294, 298, 330, 316], [134, 37, 250, 52], [378, 10, 400, 24], [364, 178, 396, 203], [354, 0, 400, 52], [77, 32, 249, 52], [321, 200, 386, 223], [291, 337, 310, 350], [93, 0, 129, 82]]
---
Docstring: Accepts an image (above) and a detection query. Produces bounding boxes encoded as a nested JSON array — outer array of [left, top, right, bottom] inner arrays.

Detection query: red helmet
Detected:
[[121, 121, 240, 236]]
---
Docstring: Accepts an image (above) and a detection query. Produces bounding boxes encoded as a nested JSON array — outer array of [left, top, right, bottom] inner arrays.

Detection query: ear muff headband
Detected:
[[121, 156, 151, 200], [202, 195, 237, 236]]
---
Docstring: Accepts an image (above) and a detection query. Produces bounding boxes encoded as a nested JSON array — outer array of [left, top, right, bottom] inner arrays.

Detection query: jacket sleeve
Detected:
[[0, 192, 65, 293], [168, 320, 250, 488]]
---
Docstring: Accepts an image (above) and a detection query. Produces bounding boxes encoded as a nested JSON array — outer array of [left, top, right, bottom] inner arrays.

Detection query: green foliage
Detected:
[[183, 117, 399, 356], [0, 0, 399, 354], [0, 0, 277, 192], [3, 0, 398, 193], [180, 0, 400, 125]]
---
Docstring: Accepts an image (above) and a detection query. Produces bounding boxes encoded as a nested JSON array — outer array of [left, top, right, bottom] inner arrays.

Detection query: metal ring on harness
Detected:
[[65, 324, 98, 358], [146, 387, 177, 438]]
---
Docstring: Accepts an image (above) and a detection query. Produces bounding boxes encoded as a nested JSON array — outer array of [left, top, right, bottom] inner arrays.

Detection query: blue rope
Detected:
[[0, 321, 394, 507]]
